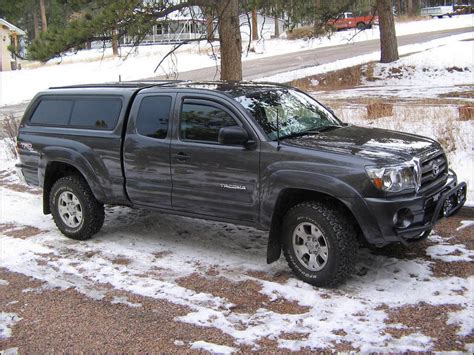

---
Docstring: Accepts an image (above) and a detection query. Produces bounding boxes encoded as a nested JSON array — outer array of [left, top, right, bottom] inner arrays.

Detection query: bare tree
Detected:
[[376, 0, 399, 63]]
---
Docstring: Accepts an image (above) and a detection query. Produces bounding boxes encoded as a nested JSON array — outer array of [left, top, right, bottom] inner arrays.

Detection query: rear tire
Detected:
[[282, 202, 358, 287], [356, 22, 366, 30], [50, 175, 105, 240]]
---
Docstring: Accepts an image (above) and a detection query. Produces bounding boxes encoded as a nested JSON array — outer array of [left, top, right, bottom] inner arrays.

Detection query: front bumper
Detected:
[[362, 171, 467, 245]]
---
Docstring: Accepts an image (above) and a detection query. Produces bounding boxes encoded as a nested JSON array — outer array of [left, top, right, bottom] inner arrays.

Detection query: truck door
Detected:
[[170, 96, 260, 222], [123, 93, 175, 209]]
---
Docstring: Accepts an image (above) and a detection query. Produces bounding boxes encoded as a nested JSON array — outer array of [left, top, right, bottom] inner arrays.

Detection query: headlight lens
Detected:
[[366, 160, 421, 192]]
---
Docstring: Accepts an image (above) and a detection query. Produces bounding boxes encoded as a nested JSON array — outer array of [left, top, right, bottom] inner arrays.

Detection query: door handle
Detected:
[[174, 152, 189, 162]]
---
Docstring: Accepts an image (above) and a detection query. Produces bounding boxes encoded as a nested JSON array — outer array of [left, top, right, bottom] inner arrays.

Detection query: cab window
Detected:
[[136, 96, 172, 139], [180, 103, 238, 143]]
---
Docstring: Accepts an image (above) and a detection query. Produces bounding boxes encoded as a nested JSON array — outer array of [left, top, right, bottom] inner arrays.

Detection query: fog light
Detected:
[[394, 208, 414, 229]]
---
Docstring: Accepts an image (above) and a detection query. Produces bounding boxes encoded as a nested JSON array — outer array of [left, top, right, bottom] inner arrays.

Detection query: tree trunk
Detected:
[[407, 0, 414, 16], [251, 9, 258, 41], [33, 11, 40, 39], [313, 0, 321, 34], [217, 0, 242, 81], [39, 0, 47, 32], [274, 15, 280, 37], [376, 0, 399, 63], [111, 30, 119, 56]]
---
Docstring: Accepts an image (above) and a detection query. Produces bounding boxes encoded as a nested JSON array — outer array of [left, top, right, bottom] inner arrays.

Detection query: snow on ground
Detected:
[[457, 220, 474, 230], [191, 341, 236, 353], [1, 14, 473, 107], [258, 31, 473, 83], [0, 141, 473, 352], [0, 313, 21, 339], [312, 38, 474, 101]]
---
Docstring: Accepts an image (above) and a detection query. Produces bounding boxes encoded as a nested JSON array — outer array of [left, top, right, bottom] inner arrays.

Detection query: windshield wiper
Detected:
[[311, 125, 343, 133], [277, 125, 343, 141], [279, 130, 317, 140]]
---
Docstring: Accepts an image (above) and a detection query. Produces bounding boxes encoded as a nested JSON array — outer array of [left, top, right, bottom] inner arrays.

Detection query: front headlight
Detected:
[[366, 159, 421, 193]]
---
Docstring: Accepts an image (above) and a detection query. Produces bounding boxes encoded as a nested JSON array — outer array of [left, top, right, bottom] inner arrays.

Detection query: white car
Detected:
[[420, 6, 454, 18]]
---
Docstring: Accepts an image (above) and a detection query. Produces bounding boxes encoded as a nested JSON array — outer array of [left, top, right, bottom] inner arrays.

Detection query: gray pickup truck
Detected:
[[16, 81, 467, 286]]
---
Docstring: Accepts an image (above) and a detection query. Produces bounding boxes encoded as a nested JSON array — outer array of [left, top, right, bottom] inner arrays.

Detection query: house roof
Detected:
[[0, 18, 26, 36]]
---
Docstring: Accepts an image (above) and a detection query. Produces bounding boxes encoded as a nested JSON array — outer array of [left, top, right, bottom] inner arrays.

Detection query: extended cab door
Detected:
[[123, 93, 175, 208], [170, 95, 260, 222]]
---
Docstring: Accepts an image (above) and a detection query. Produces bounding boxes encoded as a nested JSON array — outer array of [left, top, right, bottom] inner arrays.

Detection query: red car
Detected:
[[329, 12, 378, 30]]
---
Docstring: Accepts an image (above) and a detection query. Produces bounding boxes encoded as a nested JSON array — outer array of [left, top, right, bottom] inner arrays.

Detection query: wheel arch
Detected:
[[266, 188, 362, 264], [42, 159, 105, 215]]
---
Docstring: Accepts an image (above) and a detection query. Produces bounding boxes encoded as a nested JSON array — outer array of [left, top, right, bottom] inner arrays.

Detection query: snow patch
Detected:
[[447, 305, 474, 337], [111, 296, 142, 308], [457, 220, 474, 231], [426, 244, 474, 262], [0, 313, 21, 339], [190, 340, 236, 354]]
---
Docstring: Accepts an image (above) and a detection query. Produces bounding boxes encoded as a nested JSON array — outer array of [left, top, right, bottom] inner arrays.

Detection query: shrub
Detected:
[[1, 114, 20, 160]]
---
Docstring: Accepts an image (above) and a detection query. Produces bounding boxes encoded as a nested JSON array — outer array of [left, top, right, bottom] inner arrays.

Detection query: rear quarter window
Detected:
[[29, 96, 123, 130], [70, 98, 122, 130], [30, 99, 73, 126]]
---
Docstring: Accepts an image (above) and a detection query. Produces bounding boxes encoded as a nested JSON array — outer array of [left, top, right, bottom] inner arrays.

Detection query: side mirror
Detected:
[[218, 126, 249, 145]]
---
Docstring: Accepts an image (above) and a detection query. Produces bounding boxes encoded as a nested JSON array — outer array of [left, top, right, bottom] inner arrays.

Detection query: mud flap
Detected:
[[266, 227, 282, 263]]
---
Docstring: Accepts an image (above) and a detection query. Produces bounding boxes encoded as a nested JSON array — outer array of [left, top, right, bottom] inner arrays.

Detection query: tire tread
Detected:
[[282, 201, 358, 287], [50, 175, 104, 240]]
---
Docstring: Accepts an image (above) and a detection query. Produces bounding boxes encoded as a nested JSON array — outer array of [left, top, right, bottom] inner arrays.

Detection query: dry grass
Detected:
[[287, 26, 316, 40], [1, 114, 20, 160], [286, 25, 334, 40], [367, 102, 393, 119], [440, 90, 474, 99], [395, 15, 427, 23], [290, 65, 365, 91], [458, 105, 474, 120], [111, 257, 132, 266]]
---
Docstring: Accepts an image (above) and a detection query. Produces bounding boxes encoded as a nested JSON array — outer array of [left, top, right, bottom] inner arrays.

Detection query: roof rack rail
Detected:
[[49, 80, 187, 90]]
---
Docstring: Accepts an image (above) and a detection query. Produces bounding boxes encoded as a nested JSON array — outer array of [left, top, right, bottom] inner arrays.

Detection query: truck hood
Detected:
[[284, 125, 440, 164]]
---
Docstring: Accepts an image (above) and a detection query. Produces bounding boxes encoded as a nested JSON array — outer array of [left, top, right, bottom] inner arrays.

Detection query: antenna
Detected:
[[276, 108, 281, 151]]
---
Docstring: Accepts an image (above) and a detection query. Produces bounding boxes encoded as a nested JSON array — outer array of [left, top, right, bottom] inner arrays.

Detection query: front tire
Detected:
[[282, 202, 358, 287], [50, 175, 105, 240]]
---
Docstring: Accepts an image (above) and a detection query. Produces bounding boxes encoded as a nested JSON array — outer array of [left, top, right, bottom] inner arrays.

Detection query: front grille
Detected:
[[420, 151, 448, 191]]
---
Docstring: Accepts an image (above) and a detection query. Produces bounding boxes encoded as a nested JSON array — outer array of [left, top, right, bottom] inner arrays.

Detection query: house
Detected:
[[0, 18, 26, 71], [120, 7, 284, 46], [120, 6, 216, 45]]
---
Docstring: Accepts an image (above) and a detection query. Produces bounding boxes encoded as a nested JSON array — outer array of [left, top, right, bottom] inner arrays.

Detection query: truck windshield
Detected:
[[233, 89, 342, 141]]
